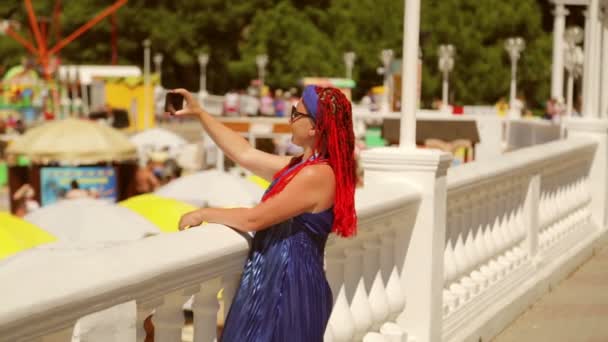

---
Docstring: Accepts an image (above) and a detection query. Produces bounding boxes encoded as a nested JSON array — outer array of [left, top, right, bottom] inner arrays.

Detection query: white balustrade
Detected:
[[0, 130, 604, 342], [325, 184, 420, 341], [442, 137, 599, 342]]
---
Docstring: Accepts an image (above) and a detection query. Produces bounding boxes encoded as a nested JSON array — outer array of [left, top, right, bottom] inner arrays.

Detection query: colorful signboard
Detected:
[[40, 166, 117, 206]]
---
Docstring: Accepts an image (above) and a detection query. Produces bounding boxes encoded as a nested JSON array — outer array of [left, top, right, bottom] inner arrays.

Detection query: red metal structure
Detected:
[[2, 0, 127, 80]]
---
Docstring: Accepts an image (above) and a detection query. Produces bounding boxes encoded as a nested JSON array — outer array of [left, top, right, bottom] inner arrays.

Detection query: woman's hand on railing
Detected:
[[178, 210, 204, 231], [166, 88, 204, 117]]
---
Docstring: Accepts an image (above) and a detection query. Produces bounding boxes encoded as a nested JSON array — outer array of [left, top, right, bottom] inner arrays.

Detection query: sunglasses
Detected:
[[290, 106, 314, 124]]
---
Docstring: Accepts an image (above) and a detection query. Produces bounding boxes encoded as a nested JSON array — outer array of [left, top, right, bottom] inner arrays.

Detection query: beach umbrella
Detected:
[[6, 118, 136, 164], [0, 212, 56, 260], [119, 194, 196, 233], [24, 198, 160, 242], [155, 169, 263, 208], [129, 127, 187, 161]]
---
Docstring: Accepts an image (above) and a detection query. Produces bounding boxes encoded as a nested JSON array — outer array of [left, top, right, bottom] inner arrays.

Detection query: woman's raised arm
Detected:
[[169, 89, 292, 180]]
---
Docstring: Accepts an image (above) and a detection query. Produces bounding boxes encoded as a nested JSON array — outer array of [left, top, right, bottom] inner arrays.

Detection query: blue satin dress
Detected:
[[221, 163, 334, 342]]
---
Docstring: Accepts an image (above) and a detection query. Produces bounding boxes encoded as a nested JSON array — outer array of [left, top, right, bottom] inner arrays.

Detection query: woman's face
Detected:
[[289, 100, 316, 147]]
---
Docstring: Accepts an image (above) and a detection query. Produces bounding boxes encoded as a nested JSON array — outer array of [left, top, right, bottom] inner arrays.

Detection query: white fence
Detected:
[[1, 120, 607, 342]]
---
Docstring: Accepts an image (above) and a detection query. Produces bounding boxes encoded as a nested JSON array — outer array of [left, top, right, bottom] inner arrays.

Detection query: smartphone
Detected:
[[164, 92, 184, 113]]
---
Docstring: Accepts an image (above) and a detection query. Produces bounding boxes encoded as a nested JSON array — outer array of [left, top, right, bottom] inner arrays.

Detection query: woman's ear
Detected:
[[308, 128, 316, 137]]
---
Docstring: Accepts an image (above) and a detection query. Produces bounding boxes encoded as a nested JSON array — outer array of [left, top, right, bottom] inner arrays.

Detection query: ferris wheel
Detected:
[[0, 0, 127, 80]]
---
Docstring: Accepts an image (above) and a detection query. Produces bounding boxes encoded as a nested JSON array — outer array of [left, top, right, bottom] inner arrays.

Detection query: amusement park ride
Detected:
[[0, 0, 127, 80]]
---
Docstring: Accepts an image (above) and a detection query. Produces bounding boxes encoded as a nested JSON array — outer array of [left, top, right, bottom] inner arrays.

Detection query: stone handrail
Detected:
[[0, 182, 421, 342]]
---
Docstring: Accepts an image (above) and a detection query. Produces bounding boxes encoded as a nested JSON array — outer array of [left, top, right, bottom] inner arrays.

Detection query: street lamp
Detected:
[[153, 53, 163, 86], [198, 52, 210, 98], [344, 51, 356, 80], [564, 26, 584, 117], [142, 39, 151, 128], [504, 37, 526, 118], [437, 44, 455, 110], [256, 54, 269, 93], [380, 49, 394, 112]]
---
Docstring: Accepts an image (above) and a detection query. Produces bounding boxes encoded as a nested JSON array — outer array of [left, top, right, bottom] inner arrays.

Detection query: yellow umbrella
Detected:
[[119, 194, 197, 233], [0, 212, 56, 260], [247, 174, 270, 190]]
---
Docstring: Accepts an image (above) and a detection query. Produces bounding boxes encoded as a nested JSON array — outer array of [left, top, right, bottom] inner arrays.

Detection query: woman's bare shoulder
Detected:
[[296, 164, 335, 187]]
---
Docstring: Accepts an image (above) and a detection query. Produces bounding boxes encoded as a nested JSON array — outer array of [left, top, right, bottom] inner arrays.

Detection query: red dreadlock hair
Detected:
[[261, 87, 357, 238]]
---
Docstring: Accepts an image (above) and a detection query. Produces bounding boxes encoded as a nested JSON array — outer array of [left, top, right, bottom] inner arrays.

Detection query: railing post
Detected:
[[361, 147, 452, 342], [566, 119, 608, 230], [524, 174, 541, 265]]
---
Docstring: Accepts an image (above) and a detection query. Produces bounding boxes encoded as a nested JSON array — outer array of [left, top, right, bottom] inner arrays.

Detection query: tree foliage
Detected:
[[0, 0, 560, 108]]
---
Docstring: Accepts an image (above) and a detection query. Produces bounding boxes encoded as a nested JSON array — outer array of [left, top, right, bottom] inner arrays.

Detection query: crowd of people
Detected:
[[222, 87, 300, 117]]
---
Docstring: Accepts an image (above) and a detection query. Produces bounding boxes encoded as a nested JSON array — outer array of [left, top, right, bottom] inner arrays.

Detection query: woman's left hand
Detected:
[[178, 210, 203, 231]]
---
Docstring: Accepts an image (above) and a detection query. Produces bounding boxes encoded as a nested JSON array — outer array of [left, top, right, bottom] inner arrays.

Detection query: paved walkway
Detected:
[[493, 241, 608, 342]]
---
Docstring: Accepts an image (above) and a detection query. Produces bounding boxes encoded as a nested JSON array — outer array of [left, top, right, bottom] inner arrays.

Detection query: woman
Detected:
[[170, 85, 357, 341]]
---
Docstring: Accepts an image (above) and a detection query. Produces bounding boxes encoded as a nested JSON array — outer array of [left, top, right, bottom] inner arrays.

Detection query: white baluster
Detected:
[[380, 322, 408, 342], [462, 202, 480, 271], [154, 291, 187, 342], [363, 332, 387, 342], [221, 273, 242, 321], [41, 326, 75, 342], [443, 240, 457, 286], [136, 298, 162, 342], [324, 327, 335, 342], [453, 234, 467, 282], [192, 278, 221, 342], [364, 237, 390, 330], [381, 232, 406, 320], [345, 245, 373, 340], [326, 248, 356, 342]]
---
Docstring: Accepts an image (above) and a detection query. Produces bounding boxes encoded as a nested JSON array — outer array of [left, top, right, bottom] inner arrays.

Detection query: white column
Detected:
[[400, 0, 421, 147], [582, 0, 601, 117], [601, 16, 608, 117], [551, 3, 569, 102], [566, 119, 608, 230], [362, 148, 452, 342]]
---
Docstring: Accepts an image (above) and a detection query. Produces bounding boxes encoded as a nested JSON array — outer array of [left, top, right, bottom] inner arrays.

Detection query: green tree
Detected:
[[230, 0, 340, 91], [419, 0, 552, 108]]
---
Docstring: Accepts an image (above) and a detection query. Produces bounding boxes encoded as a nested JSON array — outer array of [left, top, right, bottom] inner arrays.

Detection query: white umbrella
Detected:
[[155, 169, 264, 208], [6, 118, 136, 164], [24, 199, 160, 242], [129, 127, 188, 161]]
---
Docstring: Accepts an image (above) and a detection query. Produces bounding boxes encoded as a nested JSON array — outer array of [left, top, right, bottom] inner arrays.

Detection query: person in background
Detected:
[[224, 90, 240, 116], [259, 88, 275, 116], [134, 153, 164, 194], [65, 180, 90, 199], [273, 89, 286, 117], [13, 183, 40, 217], [543, 98, 557, 121], [495, 97, 509, 117]]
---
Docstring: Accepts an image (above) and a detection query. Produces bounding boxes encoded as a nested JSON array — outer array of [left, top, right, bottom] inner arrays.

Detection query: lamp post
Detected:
[[437, 44, 455, 110], [153, 53, 163, 86], [344, 51, 356, 80], [380, 49, 394, 113], [143, 39, 151, 128], [564, 26, 584, 117], [198, 52, 209, 98], [504, 37, 526, 118], [256, 54, 269, 93]]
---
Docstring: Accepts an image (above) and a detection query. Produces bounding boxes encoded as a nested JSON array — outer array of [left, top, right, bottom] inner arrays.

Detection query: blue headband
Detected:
[[302, 85, 319, 121]]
